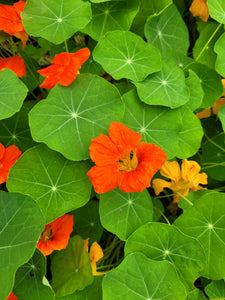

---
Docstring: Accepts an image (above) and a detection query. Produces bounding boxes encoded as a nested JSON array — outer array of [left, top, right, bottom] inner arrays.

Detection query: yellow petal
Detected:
[[90, 241, 104, 263], [83, 238, 89, 252], [189, 0, 209, 22], [181, 159, 201, 182], [195, 173, 208, 185], [152, 178, 172, 195], [160, 161, 181, 182], [91, 261, 105, 276]]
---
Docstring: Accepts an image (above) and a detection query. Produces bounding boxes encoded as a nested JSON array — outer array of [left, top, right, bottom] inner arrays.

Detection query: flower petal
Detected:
[[73, 47, 90, 64], [152, 178, 172, 195], [159, 160, 181, 182], [2, 55, 26, 77]]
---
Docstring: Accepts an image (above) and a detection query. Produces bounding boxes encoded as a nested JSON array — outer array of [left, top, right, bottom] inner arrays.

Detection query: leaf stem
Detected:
[[175, 191, 193, 206], [153, 206, 171, 225], [64, 40, 69, 53]]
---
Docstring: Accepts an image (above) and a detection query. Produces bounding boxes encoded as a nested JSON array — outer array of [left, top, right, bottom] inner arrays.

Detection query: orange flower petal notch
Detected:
[[0, 0, 28, 48], [87, 122, 167, 193], [37, 214, 74, 256], [0, 143, 22, 184], [0, 55, 26, 77], [37, 48, 90, 89], [7, 292, 18, 300], [189, 0, 209, 22]]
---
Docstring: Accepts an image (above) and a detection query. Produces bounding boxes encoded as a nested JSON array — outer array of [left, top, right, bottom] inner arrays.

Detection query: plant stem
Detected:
[[153, 206, 171, 225], [64, 40, 69, 53]]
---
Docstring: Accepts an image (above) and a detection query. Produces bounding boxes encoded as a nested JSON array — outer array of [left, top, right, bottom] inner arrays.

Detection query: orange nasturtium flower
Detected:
[[0, 143, 22, 184], [87, 122, 167, 194], [0, 55, 26, 77], [0, 0, 28, 48], [37, 48, 90, 89], [7, 292, 18, 300], [37, 214, 74, 256], [189, 0, 209, 22], [152, 159, 208, 203], [84, 239, 105, 276]]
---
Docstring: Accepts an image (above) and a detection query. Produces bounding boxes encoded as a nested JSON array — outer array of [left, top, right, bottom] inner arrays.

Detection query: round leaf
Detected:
[[51, 235, 93, 298], [0, 191, 44, 300], [93, 30, 161, 81], [145, 4, 189, 55], [7, 144, 92, 223], [29, 74, 124, 161], [174, 192, 225, 279], [214, 32, 225, 77], [185, 70, 204, 111], [125, 222, 206, 290], [0, 69, 28, 120], [205, 279, 225, 299], [102, 252, 187, 300], [207, 0, 225, 24], [22, 0, 91, 44], [134, 60, 189, 108], [100, 188, 153, 241], [82, 0, 139, 41]]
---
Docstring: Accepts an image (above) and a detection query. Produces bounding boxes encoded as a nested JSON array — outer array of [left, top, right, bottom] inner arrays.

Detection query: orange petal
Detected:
[[52, 52, 74, 65], [212, 98, 225, 115], [159, 160, 181, 182], [58, 56, 81, 86], [196, 108, 211, 119], [152, 178, 172, 195], [3, 55, 26, 77], [83, 238, 89, 252], [73, 47, 90, 65], [6, 292, 18, 300], [14, 31, 29, 50], [189, 0, 209, 22]]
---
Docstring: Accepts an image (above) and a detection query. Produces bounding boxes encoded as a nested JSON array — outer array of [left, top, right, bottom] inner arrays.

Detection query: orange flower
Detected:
[[37, 48, 90, 89], [7, 292, 18, 300], [0, 55, 26, 77], [152, 159, 208, 203], [87, 122, 167, 193], [189, 0, 209, 22], [37, 214, 74, 256], [0, 0, 28, 48], [0, 143, 22, 184], [84, 239, 105, 276]]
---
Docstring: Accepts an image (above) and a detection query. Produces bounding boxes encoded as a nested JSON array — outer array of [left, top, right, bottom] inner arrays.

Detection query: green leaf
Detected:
[[186, 289, 207, 300], [185, 70, 204, 111], [207, 0, 225, 24], [7, 144, 92, 223], [82, 0, 139, 41], [22, 0, 91, 44], [205, 279, 225, 299], [51, 235, 93, 298], [0, 191, 44, 300], [102, 252, 187, 300], [71, 200, 104, 244], [145, 4, 189, 55], [99, 188, 153, 241], [174, 192, 225, 279], [218, 104, 225, 133], [93, 30, 161, 81], [29, 74, 124, 161], [134, 60, 189, 108], [214, 32, 225, 77], [202, 133, 225, 181], [13, 249, 55, 300], [0, 105, 37, 152], [152, 198, 165, 222], [0, 69, 28, 120], [193, 22, 224, 69], [125, 222, 206, 290], [189, 63, 223, 108]]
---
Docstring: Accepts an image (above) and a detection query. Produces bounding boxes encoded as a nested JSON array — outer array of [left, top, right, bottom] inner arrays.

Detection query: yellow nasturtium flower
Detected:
[[84, 239, 105, 276], [189, 0, 209, 22]]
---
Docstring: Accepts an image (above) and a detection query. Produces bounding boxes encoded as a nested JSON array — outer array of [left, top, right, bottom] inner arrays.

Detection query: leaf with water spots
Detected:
[[174, 192, 225, 279], [7, 144, 92, 223], [93, 30, 161, 81], [29, 74, 124, 161], [22, 0, 91, 44], [99, 188, 153, 241]]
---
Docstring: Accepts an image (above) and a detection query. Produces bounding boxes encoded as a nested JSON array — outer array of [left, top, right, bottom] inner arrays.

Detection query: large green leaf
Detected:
[[134, 60, 189, 108], [7, 144, 92, 223], [93, 30, 161, 81], [125, 222, 205, 290], [29, 74, 124, 161], [174, 192, 225, 279], [22, 0, 91, 44], [214, 32, 225, 77], [205, 279, 225, 299], [102, 253, 187, 300], [186, 289, 207, 300], [185, 70, 204, 111], [13, 249, 55, 300], [0, 105, 37, 152], [51, 235, 93, 298], [0, 191, 44, 300], [99, 188, 153, 241], [0, 69, 28, 120], [82, 0, 139, 41], [207, 0, 225, 24], [145, 4, 189, 55]]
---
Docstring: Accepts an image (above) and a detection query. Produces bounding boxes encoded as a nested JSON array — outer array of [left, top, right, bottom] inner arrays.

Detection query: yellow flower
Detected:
[[152, 159, 208, 203], [189, 0, 209, 22], [84, 239, 105, 276]]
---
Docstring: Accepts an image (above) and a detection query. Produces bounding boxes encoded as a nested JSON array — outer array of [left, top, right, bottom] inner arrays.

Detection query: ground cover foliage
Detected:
[[1, 0, 225, 299]]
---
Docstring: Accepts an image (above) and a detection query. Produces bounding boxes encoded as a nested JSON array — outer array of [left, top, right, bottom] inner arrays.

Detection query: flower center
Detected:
[[40, 226, 52, 242], [117, 150, 138, 172]]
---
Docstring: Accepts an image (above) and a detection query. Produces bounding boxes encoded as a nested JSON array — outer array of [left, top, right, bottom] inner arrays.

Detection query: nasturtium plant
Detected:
[[205, 279, 225, 299]]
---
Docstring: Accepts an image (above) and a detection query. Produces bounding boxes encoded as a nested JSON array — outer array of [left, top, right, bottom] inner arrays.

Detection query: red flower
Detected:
[[0, 143, 22, 184], [0, 0, 28, 49], [0, 55, 26, 77], [6, 292, 18, 300], [87, 122, 167, 193], [37, 214, 74, 256], [37, 48, 90, 89]]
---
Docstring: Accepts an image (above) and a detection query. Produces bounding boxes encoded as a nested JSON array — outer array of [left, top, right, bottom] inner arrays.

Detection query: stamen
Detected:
[[40, 226, 52, 242], [117, 150, 138, 172]]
